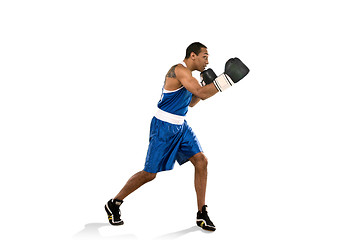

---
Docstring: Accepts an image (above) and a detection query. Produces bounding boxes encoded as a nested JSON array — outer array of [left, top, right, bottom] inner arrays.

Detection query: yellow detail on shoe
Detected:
[[200, 222, 205, 227], [109, 216, 112, 220]]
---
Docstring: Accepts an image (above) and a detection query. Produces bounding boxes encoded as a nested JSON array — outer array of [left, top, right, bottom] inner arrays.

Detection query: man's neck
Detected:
[[183, 59, 196, 72]]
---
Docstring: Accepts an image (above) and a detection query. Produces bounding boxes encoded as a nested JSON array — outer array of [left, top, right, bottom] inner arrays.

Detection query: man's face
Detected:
[[193, 48, 209, 72]]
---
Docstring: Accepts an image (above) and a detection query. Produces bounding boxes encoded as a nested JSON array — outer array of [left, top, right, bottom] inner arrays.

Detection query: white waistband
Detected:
[[155, 108, 185, 125]]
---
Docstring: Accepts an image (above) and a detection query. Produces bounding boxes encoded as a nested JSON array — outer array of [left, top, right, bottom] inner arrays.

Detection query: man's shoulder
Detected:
[[166, 63, 190, 79], [174, 63, 191, 77]]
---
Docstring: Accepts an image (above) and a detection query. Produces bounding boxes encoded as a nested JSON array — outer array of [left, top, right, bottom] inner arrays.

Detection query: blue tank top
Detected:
[[157, 87, 193, 116], [157, 62, 193, 116]]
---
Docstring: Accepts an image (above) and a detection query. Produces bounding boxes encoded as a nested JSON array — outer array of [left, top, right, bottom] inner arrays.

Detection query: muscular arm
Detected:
[[189, 95, 201, 107], [176, 66, 218, 100]]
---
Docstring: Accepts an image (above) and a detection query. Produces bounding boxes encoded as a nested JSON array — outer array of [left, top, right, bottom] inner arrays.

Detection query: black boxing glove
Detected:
[[213, 57, 250, 92], [225, 57, 250, 83], [200, 68, 217, 86]]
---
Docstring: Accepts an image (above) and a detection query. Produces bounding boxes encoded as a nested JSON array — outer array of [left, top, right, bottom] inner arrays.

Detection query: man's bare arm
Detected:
[[189, 95, 201, 107], [176, 66, 218, 100]]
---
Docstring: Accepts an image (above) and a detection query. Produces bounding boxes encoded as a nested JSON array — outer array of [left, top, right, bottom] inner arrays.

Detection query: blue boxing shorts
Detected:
[[144, 117, 203, 173]]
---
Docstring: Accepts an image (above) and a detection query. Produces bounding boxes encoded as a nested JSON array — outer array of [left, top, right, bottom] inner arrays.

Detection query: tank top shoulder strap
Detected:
[[179, 61, 187, 68]]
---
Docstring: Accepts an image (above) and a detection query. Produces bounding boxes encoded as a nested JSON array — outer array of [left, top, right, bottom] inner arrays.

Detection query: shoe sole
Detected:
[[196, 220, 216, 231], [105, 204, 124, 226]]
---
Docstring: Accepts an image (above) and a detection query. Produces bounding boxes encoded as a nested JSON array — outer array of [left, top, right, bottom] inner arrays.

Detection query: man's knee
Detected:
[[142, 171, 157, 182], [199, 155, 208, 169], [191, 153, 208, 169]]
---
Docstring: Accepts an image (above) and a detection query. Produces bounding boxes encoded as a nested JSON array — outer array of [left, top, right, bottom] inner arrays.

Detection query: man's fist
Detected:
[[213, 57, 250, 92], [200, 68, 217, 86]]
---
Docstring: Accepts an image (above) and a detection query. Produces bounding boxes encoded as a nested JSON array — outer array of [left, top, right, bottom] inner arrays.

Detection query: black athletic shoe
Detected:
[[105, 199, 124, 225], [196, 205, 216, 231]]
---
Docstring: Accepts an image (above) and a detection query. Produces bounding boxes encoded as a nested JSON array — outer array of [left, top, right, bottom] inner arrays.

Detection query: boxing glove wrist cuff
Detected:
[[214, 74, 234, 92]]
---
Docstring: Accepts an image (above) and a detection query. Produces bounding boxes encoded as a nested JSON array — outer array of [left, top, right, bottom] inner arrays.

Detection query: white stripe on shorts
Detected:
[[155, 108, 185, 125]]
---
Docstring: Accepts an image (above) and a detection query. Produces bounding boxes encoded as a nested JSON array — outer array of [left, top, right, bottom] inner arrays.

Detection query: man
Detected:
[[105, 42, 249, 232]]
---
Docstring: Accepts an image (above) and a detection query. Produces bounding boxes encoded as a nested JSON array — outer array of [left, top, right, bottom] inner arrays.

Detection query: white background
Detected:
[[1, 0, 359, 239]]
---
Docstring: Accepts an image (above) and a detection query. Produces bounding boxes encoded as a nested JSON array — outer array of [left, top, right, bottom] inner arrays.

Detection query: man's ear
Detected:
[[190, 52, 197, 60]]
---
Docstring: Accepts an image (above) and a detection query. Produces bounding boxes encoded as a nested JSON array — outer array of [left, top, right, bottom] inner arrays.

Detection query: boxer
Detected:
[[105, 42, 249, 231]]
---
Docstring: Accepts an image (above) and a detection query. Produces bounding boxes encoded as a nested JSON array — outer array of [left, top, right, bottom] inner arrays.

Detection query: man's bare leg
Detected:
[[114, 170, 156, 200], [105, 171, 156, 225], [190, 152, 208, 211], [190, 152, 216, 231]]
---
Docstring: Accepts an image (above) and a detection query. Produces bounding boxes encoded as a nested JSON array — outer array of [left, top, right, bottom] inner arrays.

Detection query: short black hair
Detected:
[[185, 42, 207, 59]]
